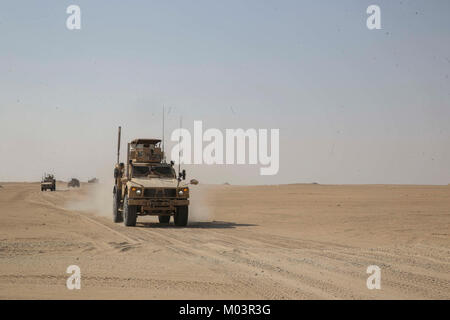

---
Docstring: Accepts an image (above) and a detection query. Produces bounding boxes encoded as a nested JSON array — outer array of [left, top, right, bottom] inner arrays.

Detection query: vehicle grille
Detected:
[[144, 188, 176, 198]]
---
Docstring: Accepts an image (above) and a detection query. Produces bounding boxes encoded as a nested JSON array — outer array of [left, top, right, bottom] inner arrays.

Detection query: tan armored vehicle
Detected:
[[88, 177, 99, 184], [67, 178, 80, 188], [41, 174, 56, 191], [113, 127, 197, 227]]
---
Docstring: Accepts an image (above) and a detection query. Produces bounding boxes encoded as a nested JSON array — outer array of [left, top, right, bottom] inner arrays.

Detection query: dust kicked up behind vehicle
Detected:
[[113, 126, 198, 227]]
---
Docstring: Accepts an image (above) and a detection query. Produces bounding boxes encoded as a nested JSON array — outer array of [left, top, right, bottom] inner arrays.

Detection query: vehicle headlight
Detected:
[[131, 187, 142, 196], [178, 187, 189, 197]]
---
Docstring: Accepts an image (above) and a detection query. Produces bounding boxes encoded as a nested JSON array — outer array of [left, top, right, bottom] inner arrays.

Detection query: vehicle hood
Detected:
[[128, 178, 182, 188]]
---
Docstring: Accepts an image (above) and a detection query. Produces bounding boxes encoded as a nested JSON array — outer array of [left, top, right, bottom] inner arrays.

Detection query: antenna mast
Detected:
[[162, 105, 165, 162], [117, 126, 121, 165], [178, 116, 182, 182]]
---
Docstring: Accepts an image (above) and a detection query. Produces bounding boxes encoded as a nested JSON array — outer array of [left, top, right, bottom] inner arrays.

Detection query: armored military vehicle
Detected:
[[113, 126, 197, 227], [41, 174, 56, 191], [67, 178, 80, 188], [88, 177, 99, 184]]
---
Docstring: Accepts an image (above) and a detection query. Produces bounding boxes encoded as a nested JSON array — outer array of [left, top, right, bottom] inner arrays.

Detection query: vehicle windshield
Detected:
[[132, 165, 176, 178], [152, 166, 176, 178], [132, 166, 151, 177]]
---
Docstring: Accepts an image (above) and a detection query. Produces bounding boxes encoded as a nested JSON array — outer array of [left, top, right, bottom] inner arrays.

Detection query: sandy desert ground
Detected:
[[0, 182, 449, 299]]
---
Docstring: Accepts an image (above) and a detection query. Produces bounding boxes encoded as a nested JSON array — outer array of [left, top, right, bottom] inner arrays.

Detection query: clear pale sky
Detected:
[[0, 0, 449, 185]]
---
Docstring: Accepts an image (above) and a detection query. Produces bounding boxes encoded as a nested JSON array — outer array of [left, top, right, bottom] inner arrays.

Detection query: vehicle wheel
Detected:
[[123, 195, 137, 227], [174, 206, 188, 227], [158, 215, 170, 224], [113, 192, 123, 223]]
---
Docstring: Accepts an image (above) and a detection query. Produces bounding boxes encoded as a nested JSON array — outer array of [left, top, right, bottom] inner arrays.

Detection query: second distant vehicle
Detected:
[[67, 178, 80, 188], [88, 177, 99, 184]]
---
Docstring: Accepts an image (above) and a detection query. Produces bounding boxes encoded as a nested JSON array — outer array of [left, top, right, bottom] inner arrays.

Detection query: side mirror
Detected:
[[190, 179, 199, 185], [114, 168, 119, 178], [181, 169, 186, 180], [170, 161, 174, 167]]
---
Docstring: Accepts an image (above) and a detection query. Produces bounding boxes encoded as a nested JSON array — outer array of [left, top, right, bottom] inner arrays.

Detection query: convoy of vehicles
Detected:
[[39, 125, 197, 228]]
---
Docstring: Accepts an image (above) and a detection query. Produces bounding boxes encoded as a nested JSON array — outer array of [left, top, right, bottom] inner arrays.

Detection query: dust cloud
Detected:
[[188, 185, 215, 223], [64, 180, 215, 223], [64, 182, 112, 218]]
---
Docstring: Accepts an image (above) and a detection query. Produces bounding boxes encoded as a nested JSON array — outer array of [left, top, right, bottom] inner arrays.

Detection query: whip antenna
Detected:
[[162, 105, 165, 162], [117, 126, 121, 165], [178, 116, 182, 175]]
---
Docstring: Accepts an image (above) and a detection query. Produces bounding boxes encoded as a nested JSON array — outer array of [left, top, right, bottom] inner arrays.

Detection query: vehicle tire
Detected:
[[158, 215, 170, 224], [123, 195, 137, 227], [113, 192, 123, 223], [174, 206, 188, 227]]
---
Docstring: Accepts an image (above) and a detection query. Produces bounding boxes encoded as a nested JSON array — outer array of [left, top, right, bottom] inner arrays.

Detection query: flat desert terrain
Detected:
[[0, 182, 449, 299]]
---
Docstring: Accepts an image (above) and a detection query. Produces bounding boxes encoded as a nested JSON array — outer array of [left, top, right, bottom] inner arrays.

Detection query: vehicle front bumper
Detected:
[[128, 198, 189, 208]]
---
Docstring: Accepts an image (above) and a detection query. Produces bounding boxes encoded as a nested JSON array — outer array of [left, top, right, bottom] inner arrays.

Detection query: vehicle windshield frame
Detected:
[[131, 165, 176, 178]]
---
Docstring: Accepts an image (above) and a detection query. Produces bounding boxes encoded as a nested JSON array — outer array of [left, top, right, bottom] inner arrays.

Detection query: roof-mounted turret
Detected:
[[129, 138, 164, 163]]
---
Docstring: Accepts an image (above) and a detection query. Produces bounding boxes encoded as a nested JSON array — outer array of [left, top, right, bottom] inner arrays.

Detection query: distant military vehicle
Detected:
[[67, 178, 80, 188], [88, 178, 99, 184], [113, 126, 198, 227], [41, 174, 56, 191]]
